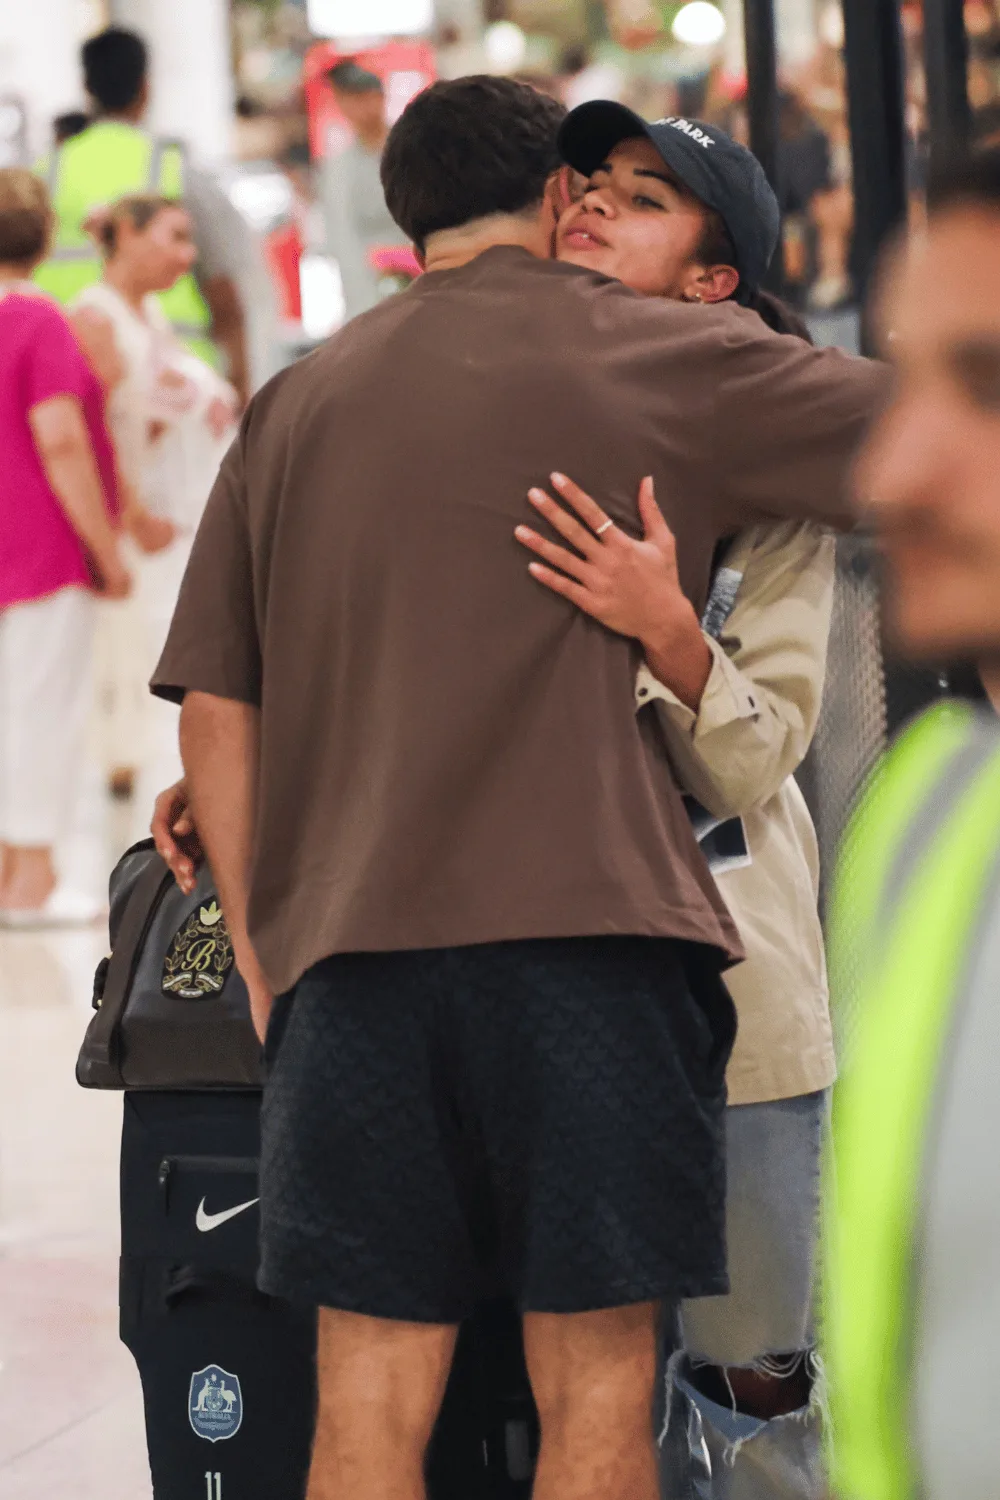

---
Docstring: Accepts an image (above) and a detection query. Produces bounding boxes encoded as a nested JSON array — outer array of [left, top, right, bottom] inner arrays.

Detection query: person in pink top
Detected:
[[0, 169, 129, 924]]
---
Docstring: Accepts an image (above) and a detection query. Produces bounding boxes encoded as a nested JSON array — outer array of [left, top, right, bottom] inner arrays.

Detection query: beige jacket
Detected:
[[637, 520, 837, 1106]]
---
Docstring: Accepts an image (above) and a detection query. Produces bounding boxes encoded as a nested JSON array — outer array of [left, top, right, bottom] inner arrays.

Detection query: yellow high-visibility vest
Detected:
[[825, 701, 1000, 1499], [35, 119, 217, 367]]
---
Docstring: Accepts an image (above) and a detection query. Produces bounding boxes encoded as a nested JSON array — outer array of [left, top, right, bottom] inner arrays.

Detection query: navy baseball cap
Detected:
[[557, 102, 780, 303]]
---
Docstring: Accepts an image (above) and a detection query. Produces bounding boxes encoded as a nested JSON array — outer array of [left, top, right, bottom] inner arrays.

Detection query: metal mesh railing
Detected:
[[798, 534, 950, 1056], [804, 536, 888, 900], [798, 537, 887, 1061]]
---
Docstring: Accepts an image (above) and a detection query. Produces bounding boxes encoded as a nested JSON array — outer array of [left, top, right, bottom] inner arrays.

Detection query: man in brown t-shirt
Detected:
[[152, 77, 883, 1500]]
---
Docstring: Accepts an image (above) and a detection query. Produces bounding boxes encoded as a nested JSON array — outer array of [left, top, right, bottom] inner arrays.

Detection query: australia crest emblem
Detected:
[[162, 899, 234, 1000], [188, 1365, 243, 1442]]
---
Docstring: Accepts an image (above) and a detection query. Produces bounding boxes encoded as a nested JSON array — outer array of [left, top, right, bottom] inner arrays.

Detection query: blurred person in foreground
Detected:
[[0, 170, 127, 925], [35, 26, 251, 407], [319, 59, 409, 320], [825, 147, 1000, 1500], [150, 77, 884, 1500], [71, 195, 236, 843]]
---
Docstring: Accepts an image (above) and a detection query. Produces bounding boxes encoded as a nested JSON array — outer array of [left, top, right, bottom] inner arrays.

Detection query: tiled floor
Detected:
[[0, 796, 152, 1498]]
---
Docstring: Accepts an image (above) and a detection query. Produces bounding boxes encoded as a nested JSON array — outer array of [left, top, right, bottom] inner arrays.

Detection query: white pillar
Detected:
[[108, 0, 234, 164], [720, 0, 746, 75], [720, 0, 820, 78], [0, 0, 97, 162], [775, 0, 819, 68]]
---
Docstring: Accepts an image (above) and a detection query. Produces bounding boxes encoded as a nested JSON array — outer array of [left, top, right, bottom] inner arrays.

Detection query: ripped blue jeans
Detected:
[[658, 1090, 829, 1500]]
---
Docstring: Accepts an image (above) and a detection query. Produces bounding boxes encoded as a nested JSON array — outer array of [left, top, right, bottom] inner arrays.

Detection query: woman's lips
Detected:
[[562, 226, 609, 250]]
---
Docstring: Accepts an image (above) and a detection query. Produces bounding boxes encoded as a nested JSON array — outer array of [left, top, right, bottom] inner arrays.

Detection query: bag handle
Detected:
[[76, 855, 176, 1089]]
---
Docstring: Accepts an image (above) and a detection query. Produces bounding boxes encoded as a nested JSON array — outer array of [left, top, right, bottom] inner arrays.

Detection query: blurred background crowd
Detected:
[[2, 0, 1000, 922], [5, 0, 1000, 364]]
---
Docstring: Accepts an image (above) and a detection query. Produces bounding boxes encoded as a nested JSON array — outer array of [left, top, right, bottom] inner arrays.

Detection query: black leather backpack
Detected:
[[77, 841, 263, 1091]]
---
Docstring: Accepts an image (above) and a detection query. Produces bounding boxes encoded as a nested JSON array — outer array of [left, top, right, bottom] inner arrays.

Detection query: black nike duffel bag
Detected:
[[80, 841, 538, 1500]]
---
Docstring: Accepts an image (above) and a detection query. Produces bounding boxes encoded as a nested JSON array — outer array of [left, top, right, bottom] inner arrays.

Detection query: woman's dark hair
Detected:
[[98, 194, 178, 255], [743, 287, 813, 342], [695, 207, 739, 276], [381, 75, 566, 253], [696, 206, 813, 343], [82, 27, 148, 114]]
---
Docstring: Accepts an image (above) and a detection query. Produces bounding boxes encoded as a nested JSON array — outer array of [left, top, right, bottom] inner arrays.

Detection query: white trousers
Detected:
[[0, 587, 94, 847], [92, 590, 147, 774]]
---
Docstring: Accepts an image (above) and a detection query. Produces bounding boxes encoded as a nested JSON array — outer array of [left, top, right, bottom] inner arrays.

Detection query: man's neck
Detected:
[[423, 215, 549, 275], [95, 107, 144, 127]]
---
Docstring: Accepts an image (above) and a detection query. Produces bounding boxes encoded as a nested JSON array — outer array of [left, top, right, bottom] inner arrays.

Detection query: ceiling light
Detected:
[[672, 2, 726, 48], [306, 0, 433, 38], [484, 21, 528, 74]]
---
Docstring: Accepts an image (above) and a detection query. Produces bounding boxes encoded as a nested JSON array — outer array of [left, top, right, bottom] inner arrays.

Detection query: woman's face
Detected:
[[556, 137, 717, 300], [119, 206, 197, 293]]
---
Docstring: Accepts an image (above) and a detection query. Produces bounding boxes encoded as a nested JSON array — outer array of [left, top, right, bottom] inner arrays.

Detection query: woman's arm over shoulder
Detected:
[[639, 520, 836, 817]]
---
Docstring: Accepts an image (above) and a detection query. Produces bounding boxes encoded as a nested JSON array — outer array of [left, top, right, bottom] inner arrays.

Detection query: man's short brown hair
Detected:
[[0, 169, 51, 267], [381, 76, 566, 253]]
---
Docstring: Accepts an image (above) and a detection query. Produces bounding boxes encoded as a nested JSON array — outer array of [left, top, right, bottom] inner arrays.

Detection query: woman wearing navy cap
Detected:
[[514, 106, 835, 1500]]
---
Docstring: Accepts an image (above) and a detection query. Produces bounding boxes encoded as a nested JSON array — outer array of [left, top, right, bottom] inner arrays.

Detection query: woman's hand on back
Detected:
[[514, 473, 690, 641], [514, 472, 713, 711]]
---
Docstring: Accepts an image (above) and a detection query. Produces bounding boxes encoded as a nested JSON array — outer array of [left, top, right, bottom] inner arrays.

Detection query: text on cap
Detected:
[[659, 117, 715, 148]]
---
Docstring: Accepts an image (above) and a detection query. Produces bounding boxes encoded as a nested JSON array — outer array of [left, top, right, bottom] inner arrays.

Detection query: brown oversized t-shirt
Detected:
[[153, 247, 885, 995]]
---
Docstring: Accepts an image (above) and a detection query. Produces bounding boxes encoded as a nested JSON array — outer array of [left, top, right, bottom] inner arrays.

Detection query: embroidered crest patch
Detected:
[[188, 1365, 243, 1442], [162, 900, 234, 1000]]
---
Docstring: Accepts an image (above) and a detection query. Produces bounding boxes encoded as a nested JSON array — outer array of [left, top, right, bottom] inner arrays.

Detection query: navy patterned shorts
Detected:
[[259, 936, 736, 1322]]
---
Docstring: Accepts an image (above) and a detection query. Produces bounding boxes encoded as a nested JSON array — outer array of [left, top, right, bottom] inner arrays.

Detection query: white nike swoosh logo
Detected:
[[196, 1196, 260, 1232]]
